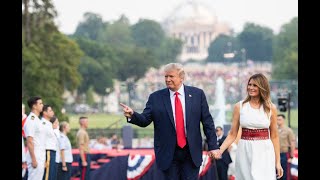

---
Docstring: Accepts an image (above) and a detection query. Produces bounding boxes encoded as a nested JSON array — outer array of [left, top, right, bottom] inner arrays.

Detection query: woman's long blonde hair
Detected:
[[242, 73, 272, 115]]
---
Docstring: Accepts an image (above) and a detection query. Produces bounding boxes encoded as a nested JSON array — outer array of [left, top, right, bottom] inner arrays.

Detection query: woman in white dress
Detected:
[[215, 73, 283, 180]]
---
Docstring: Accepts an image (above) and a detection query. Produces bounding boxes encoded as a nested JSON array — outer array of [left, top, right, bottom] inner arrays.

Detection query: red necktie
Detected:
[[175, 92, 186, 148]]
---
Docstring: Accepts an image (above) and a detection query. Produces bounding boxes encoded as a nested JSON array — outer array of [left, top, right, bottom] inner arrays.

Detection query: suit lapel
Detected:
[[162, 89, 175, 128], [184, 85, 192, 130]]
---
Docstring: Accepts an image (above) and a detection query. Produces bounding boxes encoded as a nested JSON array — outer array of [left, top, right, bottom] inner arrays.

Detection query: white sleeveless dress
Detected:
[[235, 101, 276, 180]]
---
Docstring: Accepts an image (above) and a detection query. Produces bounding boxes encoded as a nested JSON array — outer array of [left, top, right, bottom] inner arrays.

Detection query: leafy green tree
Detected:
[[23, 30, 83, 120], [131, 19, 165, 50], [23, 0, 57, 45], [74, 12, 105, 39], [272, 17, 298, 80], [157, 37, 183, 65], [86, 86, 95, 106], [22, 0, 83, 122], [131, 19, 182, 66], [237, 23, 274, 61], [115, 47, 155, 82], [72, 37, 109, 59], [73, 37, 115, 95], [97, 15, 134, 49], [77, 55, 113, 95], [73, 15, 135, 98], [207, 34, 240, 62], [114, 47, 156, 106]]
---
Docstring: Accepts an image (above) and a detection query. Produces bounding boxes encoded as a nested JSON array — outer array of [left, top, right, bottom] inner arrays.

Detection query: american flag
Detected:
[[127, 153, 213, 180]]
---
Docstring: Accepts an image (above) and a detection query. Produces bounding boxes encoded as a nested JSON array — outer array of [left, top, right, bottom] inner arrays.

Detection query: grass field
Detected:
[[68, 113, 154, 130], [68, 113, 153, 140]]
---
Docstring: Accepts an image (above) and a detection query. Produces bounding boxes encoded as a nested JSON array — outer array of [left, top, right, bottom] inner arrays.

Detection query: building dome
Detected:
[[162, 0, 230, 62], [163, 0, 217, 29]]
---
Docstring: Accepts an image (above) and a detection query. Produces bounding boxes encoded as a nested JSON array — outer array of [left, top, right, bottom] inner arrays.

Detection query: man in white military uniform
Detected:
[[41, 104, 58, 180], [24, 96, 46, 180]]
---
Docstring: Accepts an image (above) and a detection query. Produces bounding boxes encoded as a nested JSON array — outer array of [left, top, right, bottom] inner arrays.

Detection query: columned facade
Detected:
[[162, 0, 231, 62]]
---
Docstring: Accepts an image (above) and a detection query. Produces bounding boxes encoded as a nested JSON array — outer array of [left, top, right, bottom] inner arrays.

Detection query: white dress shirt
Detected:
[[57, 133, 73, 163], [24, 112, 46, 163], [42, 117, 58, 151], [169, 84, 187, 137]]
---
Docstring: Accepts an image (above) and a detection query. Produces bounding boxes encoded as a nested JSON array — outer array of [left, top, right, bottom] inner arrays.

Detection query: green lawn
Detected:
[[67, 113, 154, 145], [69, 113, 126, 129], [68, 113, 153, 130]]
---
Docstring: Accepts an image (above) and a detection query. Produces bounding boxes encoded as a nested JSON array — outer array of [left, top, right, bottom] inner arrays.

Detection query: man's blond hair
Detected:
[[163, 63, 185, 79]]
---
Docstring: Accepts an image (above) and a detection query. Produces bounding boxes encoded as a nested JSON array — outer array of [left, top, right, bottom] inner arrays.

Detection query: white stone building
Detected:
[[162, 0, 231, 62]]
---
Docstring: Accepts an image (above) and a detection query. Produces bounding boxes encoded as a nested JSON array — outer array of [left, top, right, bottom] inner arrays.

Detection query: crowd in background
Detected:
[[131, 62, 273, 110]]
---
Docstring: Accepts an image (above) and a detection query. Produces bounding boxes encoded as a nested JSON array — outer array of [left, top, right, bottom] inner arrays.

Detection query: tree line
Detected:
[[206, 18, 298, 81]]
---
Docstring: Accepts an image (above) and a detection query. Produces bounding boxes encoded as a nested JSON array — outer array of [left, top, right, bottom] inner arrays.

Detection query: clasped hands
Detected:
[[208, 149, 222, 159]]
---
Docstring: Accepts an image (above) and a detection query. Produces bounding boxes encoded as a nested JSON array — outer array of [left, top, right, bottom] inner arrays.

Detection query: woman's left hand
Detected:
[[276, 163, 283, 179]]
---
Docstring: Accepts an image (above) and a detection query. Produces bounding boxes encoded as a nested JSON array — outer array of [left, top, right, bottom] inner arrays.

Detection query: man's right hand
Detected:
[[22, 162, 27, 169], [120, 103, 134, 118], [209, 149, 222, 159]]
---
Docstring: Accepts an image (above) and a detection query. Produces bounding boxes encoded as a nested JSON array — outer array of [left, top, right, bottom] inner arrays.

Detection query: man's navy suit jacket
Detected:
[[129, 85, 219, 170]]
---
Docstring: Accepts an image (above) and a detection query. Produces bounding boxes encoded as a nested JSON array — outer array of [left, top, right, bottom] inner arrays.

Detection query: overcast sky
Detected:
[[53, 0, 298, 35]]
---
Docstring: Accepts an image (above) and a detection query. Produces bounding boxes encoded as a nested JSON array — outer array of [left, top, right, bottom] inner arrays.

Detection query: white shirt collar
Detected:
[[169, 84, 185, 97], [29, 112, 39, 119], [41, 117, 50, 122]]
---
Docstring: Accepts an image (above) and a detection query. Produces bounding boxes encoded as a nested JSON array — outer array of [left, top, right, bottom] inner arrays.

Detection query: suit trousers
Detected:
[[163, 144, 200, 180], [216, 159, 229, 180]]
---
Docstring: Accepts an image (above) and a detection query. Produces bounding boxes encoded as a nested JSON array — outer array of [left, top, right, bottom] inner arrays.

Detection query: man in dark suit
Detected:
[[215, 126, 232, 180], [120, 63, 220, 180]]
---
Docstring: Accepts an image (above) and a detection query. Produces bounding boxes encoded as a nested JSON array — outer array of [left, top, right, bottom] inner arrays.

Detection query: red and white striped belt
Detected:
[[241, 128, 269, 140]]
